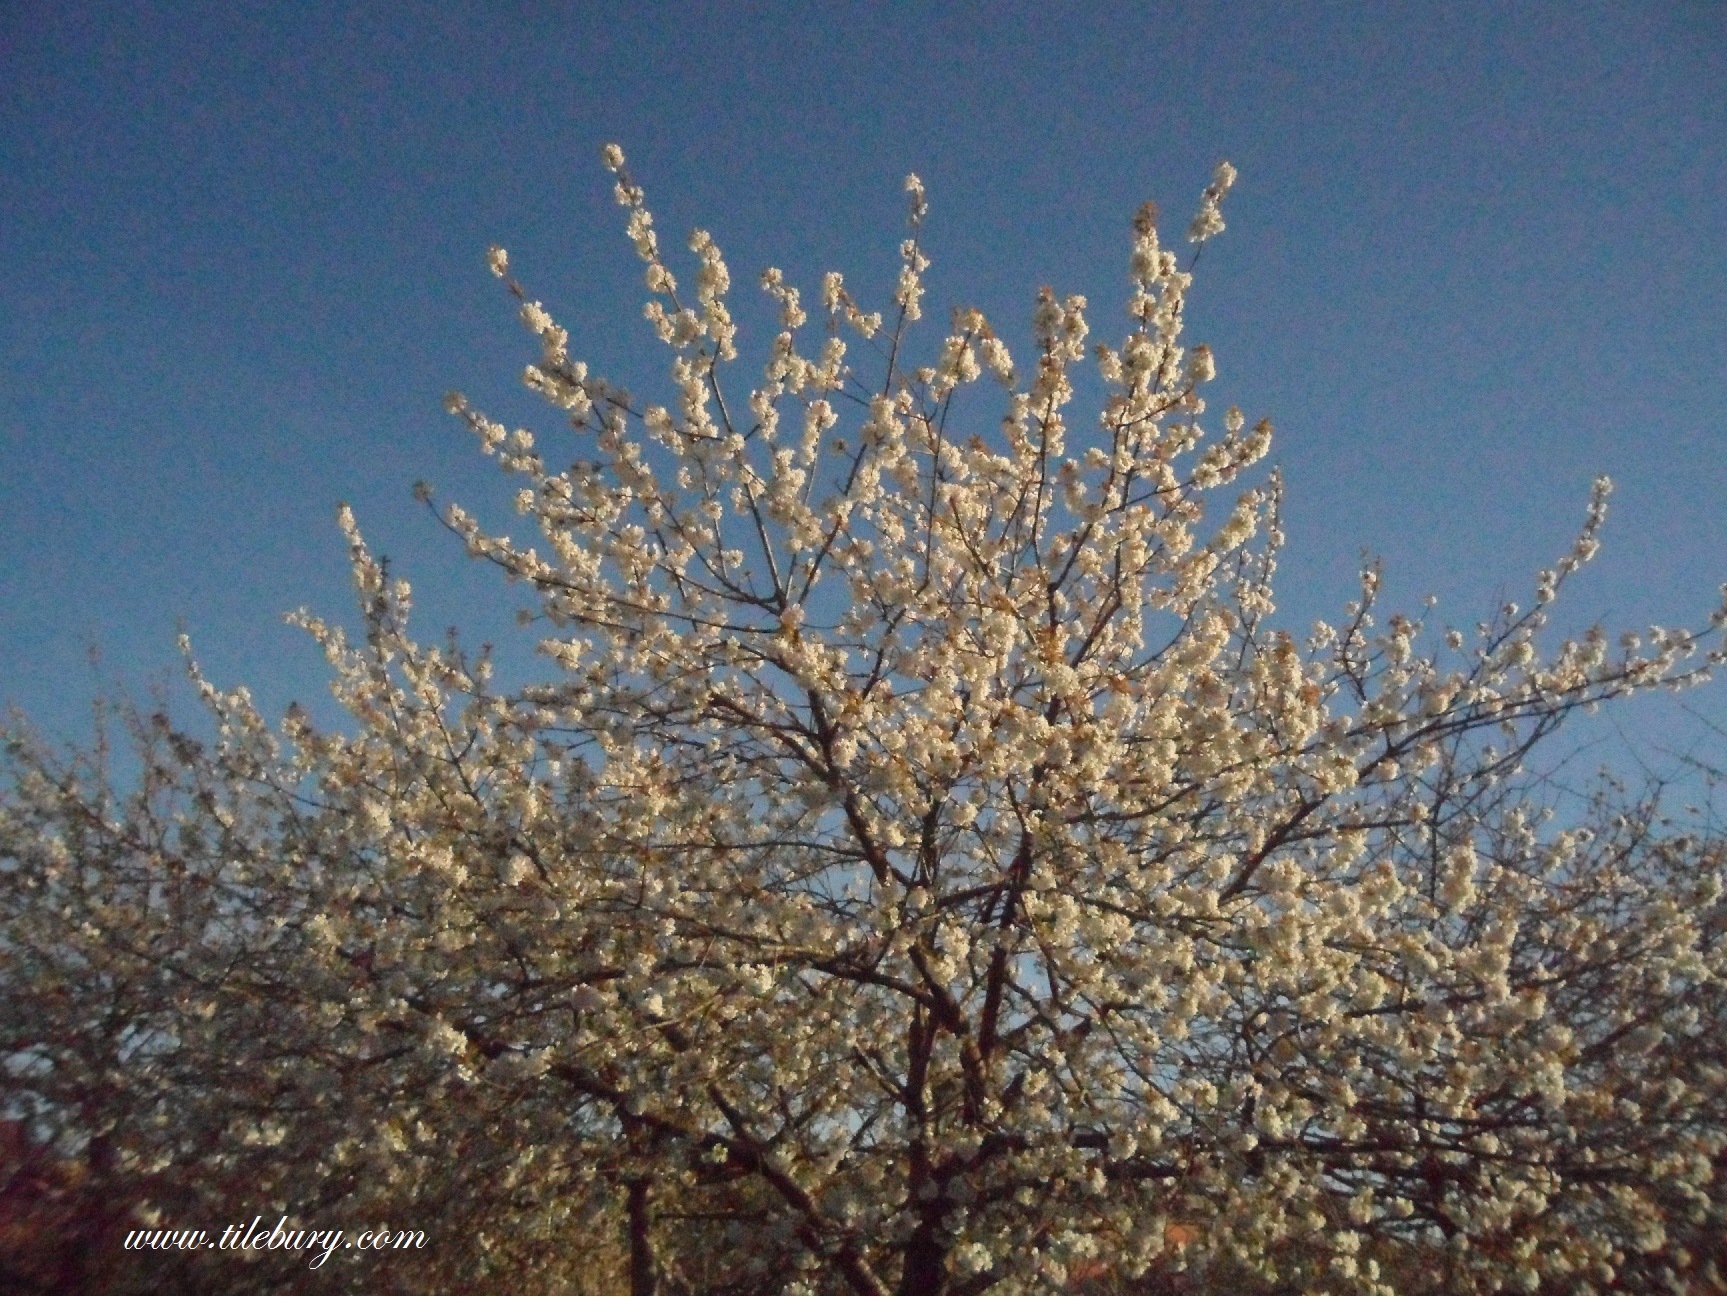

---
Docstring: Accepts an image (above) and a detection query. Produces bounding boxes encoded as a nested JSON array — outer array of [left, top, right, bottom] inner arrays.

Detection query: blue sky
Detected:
[[3, 1, 1724, 776]]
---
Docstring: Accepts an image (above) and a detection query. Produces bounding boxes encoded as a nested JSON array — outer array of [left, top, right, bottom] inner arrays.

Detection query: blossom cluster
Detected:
[[3, 147, 1726, 1293]]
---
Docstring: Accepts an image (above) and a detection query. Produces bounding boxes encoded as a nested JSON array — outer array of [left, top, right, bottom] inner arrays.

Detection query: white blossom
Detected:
[[3, 150, 1725, 1296]]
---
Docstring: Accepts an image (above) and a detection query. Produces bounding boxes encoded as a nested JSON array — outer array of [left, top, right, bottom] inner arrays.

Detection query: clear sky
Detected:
[[3, 1, 1724, 775]]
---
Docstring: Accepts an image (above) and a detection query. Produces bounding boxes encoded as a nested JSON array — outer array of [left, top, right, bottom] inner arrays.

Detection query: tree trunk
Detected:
[[627, 1177, 656, 1295], [900, 1214, 947, 1295]]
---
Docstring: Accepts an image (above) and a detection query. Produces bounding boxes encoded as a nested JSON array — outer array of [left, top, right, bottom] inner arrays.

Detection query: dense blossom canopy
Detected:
[[3, 149, 1726, 1294]]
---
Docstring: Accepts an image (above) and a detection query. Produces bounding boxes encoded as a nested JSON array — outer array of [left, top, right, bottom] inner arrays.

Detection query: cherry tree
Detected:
[[4, 147, 1726, 1294]]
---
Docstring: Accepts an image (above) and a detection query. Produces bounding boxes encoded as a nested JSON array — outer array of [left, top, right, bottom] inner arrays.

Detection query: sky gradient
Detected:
[[3, 1, 1724, 775]]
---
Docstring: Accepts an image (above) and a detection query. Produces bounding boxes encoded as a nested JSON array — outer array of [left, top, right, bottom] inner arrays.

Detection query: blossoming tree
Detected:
[[4, 148, 1726, 1294]]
